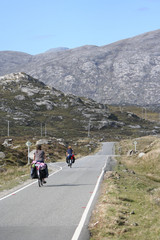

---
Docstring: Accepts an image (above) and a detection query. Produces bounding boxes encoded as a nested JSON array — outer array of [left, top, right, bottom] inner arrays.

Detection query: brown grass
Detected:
[[89, 135, 160, 240]]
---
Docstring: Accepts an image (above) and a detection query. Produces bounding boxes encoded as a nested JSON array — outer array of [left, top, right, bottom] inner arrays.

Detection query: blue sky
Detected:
[[0, 0, 160, 55]]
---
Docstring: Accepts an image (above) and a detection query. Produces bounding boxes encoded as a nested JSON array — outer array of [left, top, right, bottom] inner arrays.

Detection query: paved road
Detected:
[[0, 142, 115, 240]]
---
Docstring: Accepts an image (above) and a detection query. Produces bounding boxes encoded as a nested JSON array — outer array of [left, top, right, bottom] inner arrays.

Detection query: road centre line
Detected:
[[0, 166, 62, 202], [71, 162, 107, 240]]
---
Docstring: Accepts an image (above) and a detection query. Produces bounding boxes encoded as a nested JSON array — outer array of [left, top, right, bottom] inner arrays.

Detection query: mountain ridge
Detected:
[[1, 29, 160, 106]]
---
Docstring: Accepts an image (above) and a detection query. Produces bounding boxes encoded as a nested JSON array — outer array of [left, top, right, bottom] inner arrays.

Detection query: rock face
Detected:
[[1, 30, 160, 106]]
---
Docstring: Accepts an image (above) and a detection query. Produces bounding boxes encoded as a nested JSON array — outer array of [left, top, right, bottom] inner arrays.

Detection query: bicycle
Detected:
[[34, 162, 48, 187]]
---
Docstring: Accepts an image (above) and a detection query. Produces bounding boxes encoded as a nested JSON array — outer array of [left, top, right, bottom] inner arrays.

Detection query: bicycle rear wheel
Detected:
[[69, 159, 72, 168], [38, 178, 43, 187], [38, 178, 41, 187]]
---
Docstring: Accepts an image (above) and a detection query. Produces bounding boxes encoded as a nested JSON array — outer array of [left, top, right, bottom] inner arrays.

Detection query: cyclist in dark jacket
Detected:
[[66, 146, 75, 164]]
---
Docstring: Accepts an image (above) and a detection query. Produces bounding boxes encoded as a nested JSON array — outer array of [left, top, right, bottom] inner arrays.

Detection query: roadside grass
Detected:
[[89, 135, 160, 240], [0, 165, 30, 192]]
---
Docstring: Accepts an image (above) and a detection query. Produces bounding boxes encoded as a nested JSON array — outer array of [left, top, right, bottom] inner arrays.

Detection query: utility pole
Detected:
[[142, 107, 147, 120], [45, 123, 47, 137], [41, 123, 43, 137], [7, 121, 10, 137], [142, 108, 144, 119], [144, 107, 147, 120], [88, 120, 91, 137]]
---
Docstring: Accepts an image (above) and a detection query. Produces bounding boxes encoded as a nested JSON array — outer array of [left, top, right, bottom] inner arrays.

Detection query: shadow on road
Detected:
[[44, 183, 94, 187]]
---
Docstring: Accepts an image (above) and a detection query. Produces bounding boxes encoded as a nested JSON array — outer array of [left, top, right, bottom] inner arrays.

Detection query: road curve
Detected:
[[0, 142, 115, 240]]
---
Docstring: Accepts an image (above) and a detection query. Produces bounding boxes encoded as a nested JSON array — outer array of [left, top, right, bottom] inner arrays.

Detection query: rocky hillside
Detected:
[[0, 72, 157, 140], [1, 30, 160, 106], [0, 72, 111, 139]]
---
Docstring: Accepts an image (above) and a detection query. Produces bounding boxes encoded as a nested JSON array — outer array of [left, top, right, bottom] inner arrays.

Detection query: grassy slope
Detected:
[[89, 136, 160, 240]]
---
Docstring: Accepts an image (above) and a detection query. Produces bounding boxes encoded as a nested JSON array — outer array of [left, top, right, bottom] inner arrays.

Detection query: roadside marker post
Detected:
[[133, 141, 137, 152], [26, 141, 32, 165]]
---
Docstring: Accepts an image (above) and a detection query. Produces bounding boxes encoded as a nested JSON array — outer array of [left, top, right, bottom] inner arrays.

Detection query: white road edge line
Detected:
[[0, 166, 62, 202], [71, 162, 107, 240]]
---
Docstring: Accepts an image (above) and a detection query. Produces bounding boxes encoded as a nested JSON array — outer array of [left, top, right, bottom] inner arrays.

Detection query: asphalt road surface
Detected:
[[0, 142, 115, 240]]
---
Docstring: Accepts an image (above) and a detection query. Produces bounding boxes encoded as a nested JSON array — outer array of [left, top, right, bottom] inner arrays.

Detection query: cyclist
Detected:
[[66, 146, 75, 165], [34, 144, 47, 183]]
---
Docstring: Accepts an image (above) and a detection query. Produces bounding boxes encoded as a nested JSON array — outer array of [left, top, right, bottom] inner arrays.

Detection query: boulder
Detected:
[[0, 152, 5, 159], [138, 152, 145, 158], [2, 139, 13, 147], [28, 150, 36, 160], [36, 139, 49, 145]]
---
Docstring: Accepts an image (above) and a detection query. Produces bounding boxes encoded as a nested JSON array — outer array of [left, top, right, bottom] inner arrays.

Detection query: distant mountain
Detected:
[[1, 29, 160, 106], [45, 47, 69, 53]]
